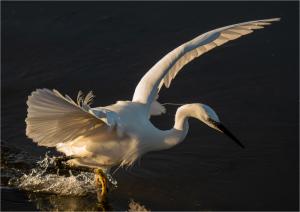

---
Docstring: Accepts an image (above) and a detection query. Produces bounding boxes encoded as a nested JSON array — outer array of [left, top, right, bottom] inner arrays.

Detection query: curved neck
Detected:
[[174, 104, 195, 130], [157, 104, 212, 150], [158, 105, 192, 150]]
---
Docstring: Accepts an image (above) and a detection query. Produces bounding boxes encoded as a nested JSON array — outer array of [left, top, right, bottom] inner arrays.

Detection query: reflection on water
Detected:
[[27, 193, 149, 211], [128, 199, 150, 212], [27, 193, 113, 211]]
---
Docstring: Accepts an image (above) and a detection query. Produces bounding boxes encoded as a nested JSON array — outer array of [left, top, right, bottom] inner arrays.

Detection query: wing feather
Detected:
[[132, 18, 280, 110], [26, 89, 107, 147]]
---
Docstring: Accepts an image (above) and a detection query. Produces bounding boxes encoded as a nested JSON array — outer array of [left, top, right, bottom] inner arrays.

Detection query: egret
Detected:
[[25, 18, 279, 201]]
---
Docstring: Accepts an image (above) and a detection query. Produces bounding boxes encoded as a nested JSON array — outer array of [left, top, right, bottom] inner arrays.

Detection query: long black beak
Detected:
[[215, 122, 245, 149]]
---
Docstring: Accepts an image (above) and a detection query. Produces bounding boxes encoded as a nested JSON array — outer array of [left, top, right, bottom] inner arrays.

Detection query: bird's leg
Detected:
[[94, 168, 108, 203], [54, 155, 74, 169], [53, 156, 95, 175]]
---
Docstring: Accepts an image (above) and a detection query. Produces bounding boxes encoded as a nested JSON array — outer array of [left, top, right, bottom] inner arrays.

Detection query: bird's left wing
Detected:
[[26, 89, 118, 147], [132, 18, 280, 113]]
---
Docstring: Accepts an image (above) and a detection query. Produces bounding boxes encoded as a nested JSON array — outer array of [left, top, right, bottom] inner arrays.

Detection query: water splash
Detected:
[[9, 153, 96, 196], [3, 146, 151, 211], [107, 172, 118, 188]]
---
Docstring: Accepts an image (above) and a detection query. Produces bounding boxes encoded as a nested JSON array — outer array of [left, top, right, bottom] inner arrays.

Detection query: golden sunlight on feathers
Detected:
[[26, 18, 279, 170]]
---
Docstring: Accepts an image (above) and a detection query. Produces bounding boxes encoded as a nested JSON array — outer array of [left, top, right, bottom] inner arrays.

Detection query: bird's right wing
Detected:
[[26, 89, 118, 147], [132, 18, 280, 113]]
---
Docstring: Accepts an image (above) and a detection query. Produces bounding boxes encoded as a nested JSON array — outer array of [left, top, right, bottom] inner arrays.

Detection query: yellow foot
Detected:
[[94, 168, 108, 203]]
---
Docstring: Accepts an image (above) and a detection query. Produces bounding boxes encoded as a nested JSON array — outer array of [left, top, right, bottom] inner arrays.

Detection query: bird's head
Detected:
[[177, 103, 245, 149]]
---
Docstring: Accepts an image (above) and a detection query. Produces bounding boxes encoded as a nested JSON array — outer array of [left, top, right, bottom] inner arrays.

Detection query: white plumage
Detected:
[[26, 18, 279, 171]]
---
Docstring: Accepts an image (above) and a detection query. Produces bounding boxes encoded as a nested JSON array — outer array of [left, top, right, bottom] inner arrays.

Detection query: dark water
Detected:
[[2, 2, 299, 211]]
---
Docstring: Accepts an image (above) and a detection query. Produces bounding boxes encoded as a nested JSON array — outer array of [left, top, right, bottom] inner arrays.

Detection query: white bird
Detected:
[[25, 18, 279, 201]]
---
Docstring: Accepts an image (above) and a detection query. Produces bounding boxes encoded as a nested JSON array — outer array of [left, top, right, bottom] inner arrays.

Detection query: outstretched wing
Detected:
[[26, 89, 114, 147], [132, 18, 280, 111]]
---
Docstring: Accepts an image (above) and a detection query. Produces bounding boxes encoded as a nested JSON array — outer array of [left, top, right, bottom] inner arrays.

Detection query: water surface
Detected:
[[2, 2, 299, 211]]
